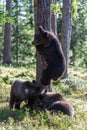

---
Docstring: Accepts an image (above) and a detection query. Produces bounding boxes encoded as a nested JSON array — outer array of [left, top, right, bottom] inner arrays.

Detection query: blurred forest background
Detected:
[[0, 1, 87, 130], [0, 0, 87, 68]]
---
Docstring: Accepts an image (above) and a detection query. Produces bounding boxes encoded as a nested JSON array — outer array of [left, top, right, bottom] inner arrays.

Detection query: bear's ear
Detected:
[[39, 26, 49, 37], [39, 26, 47, 34], [39, 26, 45, 33]]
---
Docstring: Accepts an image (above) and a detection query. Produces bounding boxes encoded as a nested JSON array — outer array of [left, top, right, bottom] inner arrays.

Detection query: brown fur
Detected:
[[39, 92, 74, 117], [32, 26, 66, 86], [9, 79, 43, 109]]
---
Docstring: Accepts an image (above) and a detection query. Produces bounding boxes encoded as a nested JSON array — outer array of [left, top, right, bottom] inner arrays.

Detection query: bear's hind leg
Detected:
[[41, 67, 52, 92]]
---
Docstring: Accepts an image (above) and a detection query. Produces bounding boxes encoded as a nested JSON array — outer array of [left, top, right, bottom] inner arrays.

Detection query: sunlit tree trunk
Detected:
[[14, 0, 19, 64], [51, 13, 57, 36], [3, 0, 12, 64], [61, 0, 72, 77], [34, 0, 52, 91]]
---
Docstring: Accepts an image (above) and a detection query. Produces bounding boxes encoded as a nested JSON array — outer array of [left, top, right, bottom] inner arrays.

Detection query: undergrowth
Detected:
[[0, 65, 87, 130]]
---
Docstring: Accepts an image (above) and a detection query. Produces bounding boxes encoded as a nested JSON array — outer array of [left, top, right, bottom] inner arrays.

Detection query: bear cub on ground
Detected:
[[32, 26, 66, 86], [39, 92, 74, 117], [9, 79, 43, 109]]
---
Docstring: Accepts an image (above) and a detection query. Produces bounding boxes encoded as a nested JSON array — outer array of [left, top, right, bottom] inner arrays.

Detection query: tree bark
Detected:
[[51, 13, 57, 36], [15, 0, 19, 64], [3, 0, 12, 64], [34, 0, 52, 91], [61, 0, 72, 77]]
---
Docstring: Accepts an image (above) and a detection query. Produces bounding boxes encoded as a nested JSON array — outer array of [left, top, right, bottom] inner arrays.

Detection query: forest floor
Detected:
[[0, 65, 87, 130]]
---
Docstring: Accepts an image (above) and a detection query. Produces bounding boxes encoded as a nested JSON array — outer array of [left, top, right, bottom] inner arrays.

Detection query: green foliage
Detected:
[[11, 0, 35, 64], [51, 0, 61, 14], [52, 1, 86, 68], [54, 0, 87, 68], [0, 4, 6, 26], [50, 0, 55, 13], [70, 0, 87, 67], [0, 0, 35, 65], [0, 5, 14, 26], [0, 65, 87, 130], [0, 0, 86, 68], [71, 0, 78, 20], [56, 4, 61, 14]]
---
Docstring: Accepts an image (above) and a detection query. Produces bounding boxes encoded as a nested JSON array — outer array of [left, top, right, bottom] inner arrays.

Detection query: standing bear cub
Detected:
[[9, 79, 43, 109], [32, 26, 66, 86]]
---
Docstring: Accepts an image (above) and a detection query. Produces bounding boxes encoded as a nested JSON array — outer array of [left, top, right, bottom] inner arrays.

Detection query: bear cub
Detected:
[[9, 79, 43, 109], [39, 92, 74, 117], [32, 26, 66, 86]]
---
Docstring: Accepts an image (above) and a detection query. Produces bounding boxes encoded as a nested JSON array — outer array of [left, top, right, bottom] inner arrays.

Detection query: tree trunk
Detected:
[[51, 13, 57, 36], [3, 0, 12, 64], [34, 0, 52, 91], [61, 0, 72, 77], [15, 0, 19, 64]]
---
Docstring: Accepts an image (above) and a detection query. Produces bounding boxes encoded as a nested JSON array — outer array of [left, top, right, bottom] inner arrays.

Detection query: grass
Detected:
[[0, 65, 87, 130]]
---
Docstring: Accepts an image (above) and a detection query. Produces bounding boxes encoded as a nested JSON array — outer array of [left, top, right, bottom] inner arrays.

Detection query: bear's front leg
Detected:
[[9, 92, 16, 109], [15, 100, 21, 109]]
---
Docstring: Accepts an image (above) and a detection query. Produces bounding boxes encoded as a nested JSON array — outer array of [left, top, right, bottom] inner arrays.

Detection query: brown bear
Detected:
[[9, 79, 43, 109], [39, 92, 74, 117], [32, 26, 66, 86]]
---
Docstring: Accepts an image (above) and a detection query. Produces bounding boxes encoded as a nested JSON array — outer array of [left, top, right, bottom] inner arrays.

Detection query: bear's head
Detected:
[[24, 80, 44, 96], [32, 26, 52, 47]]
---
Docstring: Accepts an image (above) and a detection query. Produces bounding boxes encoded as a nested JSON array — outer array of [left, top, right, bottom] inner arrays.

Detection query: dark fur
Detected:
[[32, 26, 66, 85], [9, 79, 43, 109], [39, 92, 74, 117]]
